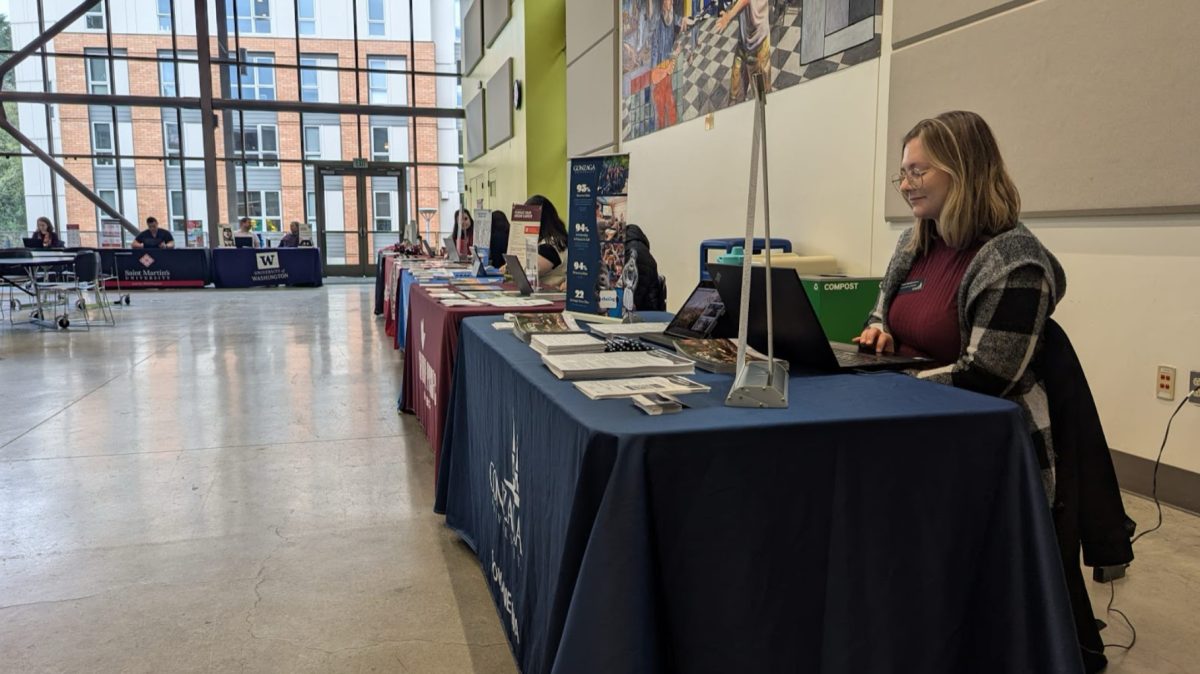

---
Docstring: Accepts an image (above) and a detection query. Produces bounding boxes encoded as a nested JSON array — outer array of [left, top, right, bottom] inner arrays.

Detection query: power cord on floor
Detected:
[[1082, 385, 1198, 658]]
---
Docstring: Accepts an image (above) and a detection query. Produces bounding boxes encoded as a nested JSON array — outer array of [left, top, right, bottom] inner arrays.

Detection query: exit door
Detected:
[[313, 161, 410, 277]]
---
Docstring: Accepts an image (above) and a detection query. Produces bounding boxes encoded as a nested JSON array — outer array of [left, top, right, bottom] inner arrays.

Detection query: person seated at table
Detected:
[[234, 217, 258, 248], [279, 221, 301, 248], [854, 110, 1064, 502], [524, 194, 569, 290], [28, 216, 63, 248], [132, 216, 175, 249], [488, 210, 511, 269], [451, 209, 474, 258]]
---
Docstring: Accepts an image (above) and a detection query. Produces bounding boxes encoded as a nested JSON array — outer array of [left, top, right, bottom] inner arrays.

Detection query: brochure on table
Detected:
[[566, 154, 630, 317], [511, 203, 542, 292]]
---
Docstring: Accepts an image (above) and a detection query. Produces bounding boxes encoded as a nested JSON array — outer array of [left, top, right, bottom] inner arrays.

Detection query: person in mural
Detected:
[[648, 0, 685, 130], [716, 0, 772, 104]]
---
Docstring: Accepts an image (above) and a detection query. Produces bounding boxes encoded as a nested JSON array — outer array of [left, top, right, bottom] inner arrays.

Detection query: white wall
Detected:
[[571, 1, 1200, 477]]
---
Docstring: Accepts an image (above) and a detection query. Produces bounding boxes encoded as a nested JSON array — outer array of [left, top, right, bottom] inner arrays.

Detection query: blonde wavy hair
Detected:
[[902, 111, 1021, 253]]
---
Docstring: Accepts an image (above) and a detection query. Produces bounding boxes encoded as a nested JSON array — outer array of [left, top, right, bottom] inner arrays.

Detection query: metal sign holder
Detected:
[[726, 72, 788, 409]]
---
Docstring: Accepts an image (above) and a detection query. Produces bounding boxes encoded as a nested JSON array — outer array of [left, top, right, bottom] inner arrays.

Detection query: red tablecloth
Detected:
[[400, 284, 563, 471]]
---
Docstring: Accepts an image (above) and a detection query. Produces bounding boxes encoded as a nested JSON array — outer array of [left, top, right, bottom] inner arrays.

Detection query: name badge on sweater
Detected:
[[898, 279, 925, 294]]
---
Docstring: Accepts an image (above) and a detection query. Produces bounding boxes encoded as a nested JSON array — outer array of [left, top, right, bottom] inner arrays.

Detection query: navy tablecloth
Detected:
[[211, 248, 323, 288], [99, 248, 211, 287], [435, 317, 1083, 674]]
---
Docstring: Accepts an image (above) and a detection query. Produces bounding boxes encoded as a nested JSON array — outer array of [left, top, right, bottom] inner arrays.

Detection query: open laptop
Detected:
[[234, 235, 255, 248], [503, 254, 565, 299], [642, 280, 731, 347], [22, 237, 39, 248], [444, 236, 462, 262], [708, 263, 931, 373]]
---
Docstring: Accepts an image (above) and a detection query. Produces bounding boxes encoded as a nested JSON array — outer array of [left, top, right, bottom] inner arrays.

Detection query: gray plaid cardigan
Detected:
[[867, 224, 1066, 501]]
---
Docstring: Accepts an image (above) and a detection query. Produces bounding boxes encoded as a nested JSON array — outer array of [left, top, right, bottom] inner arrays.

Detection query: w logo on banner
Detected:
[[255, 252, 280, 270]]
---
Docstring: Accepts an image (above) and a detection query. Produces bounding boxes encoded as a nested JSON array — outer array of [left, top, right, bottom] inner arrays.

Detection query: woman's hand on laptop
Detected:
[[853, 326, 895, 354]]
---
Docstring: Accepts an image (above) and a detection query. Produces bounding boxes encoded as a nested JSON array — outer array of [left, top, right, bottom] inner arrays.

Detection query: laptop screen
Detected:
[[665, 283, 726, 340]]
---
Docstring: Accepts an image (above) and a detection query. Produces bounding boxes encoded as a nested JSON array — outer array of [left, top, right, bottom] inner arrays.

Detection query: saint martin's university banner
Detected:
[[566, 155, 630, 316]]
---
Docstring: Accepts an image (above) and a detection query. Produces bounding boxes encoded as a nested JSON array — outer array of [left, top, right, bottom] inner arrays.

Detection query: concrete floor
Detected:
[[1, 284, 1198, 673]]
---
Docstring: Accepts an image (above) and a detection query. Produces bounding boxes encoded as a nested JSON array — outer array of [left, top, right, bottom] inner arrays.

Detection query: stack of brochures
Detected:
[[541, 350, 695, 380], [511, 313, 582, 343], [573, 375, 711, 400], [633, 393, 683, 415], [530, 333, 607, 355]]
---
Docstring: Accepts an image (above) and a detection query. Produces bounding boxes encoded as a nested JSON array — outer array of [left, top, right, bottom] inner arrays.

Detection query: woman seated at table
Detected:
[[28, 216, 63, 248], [524, 195, 569, 290], [451, 209, 473, 258], [279, 221, 301, 248], [855, 110, 1064, 502]]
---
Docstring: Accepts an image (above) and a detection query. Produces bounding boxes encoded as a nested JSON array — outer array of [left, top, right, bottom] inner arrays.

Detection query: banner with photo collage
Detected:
[[566, 155, 631, 316]]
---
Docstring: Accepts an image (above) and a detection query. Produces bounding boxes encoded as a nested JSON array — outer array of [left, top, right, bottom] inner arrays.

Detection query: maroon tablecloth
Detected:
[[400, 284, 563, 470]]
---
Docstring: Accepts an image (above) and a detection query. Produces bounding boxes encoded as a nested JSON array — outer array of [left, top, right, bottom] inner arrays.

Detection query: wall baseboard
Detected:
[[1111, 448, 1200, 516]]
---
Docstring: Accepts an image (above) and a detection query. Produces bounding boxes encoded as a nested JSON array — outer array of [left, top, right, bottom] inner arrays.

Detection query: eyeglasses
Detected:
[[890, 167, 934, 193]]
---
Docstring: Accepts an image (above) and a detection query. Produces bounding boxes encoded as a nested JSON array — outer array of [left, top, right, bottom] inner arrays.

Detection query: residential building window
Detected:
[[168, 190, 186, 231], [157, 0, 172, 31], [303, 126, 320, 161], [85, 2, 105, 30], [230, 53, 275, 100], [237, 190, 282, 232], [92, 121, 114, 166], [232, 124, 278, 167], [368, 58, 387, 104], [158, 50, 199, 98], [373, 191, 392, 231], [306, 191, 317, 225], [368, 0, 384, 36], [97, 189, 117, 226], [299, 58, 319, 102], [371, 127, 389, 162], [226, 0, 271, 35], [298, 0, 316, 35], [164, 121, 182, 166], [87, 57, 110, 95], [160, 62, 176, 97]]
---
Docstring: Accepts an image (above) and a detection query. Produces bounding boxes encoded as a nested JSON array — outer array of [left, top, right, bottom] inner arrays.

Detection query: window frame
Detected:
[[226, 0, 272, 35], [303, 125, 321, 161], [85, 2, 105, 30], [298, 0, 316, 35], [231, 52, 276, 101], [91, 120, 115, 166], [237, 189, 283, 232], [299, 57, 319, 102], [86, 57, 110, 95], [232, 124, 279, 168], [168, 190, 186, 232], [367, 0, 385, 36], [373, 190, 392, 232], [163, 120, 182, 167], [370, 126, 389, 162], [157, 0, 172, 31]]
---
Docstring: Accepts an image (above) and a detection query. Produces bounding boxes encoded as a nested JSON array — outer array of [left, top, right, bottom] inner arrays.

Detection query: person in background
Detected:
[[279, 221, 301, 248], [235, 217, 258, 248], [132, 216, 175, 249], [451, 209, 474, 258], [856, 110, 1064, 503], [525, 194, 569, 290], [29, 216, 63, 248], [488, 210, 511, 269]]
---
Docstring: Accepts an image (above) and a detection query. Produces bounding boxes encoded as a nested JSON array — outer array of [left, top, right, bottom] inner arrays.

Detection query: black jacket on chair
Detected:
[[1038, 319, 1135, 671], [625, 224, 665, 311]]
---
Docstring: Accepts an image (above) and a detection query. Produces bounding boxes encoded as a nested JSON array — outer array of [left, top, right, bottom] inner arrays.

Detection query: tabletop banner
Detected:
[[566, 155, 630, 316]]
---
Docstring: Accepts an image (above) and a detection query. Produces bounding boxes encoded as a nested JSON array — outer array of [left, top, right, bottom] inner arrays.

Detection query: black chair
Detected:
[[1038, 319, 1136, 673]]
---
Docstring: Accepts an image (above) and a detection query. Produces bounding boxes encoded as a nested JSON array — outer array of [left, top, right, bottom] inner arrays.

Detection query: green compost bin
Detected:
[[799, 276, 882, 343]]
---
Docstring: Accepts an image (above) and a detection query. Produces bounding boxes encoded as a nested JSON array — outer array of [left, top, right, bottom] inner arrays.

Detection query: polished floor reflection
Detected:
[[2, 285, 1198, 673], [0, 285, 518, 673]]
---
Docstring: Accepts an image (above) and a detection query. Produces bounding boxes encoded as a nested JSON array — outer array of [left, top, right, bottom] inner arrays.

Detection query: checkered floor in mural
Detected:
[[622, 6, 882, 141]]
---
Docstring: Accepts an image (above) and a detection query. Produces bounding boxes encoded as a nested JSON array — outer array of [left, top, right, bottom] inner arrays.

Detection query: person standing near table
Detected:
[[132, 216, 175, 249], [29, 216, 63, 248], [855, 110, 1065, 502], [279, 221, 301, 248]]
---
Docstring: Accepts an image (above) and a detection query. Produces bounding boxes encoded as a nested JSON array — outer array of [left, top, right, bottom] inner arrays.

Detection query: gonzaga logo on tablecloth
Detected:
[[489, 423, 525, 643]]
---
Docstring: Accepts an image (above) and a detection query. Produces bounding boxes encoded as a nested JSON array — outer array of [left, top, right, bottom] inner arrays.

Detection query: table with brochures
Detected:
[[434, 315, 1083, 674], [399, 284, 564, 470]]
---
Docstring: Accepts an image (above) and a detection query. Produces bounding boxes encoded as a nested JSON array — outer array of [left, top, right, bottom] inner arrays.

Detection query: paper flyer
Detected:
[[566, 154, 630, 316], [511, 203, 542, 292]]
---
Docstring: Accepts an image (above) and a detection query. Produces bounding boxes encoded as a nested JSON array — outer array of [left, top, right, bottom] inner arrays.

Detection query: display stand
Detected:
[[727, 73, 788, 409]]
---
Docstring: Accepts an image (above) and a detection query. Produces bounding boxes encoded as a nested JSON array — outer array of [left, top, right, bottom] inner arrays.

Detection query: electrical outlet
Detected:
[[1189, 371, 1200, 405], [1158, 366, 1176, 400]]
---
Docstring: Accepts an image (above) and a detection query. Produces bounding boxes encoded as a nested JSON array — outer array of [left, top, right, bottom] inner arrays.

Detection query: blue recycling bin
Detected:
[[699, 237, 792, 281]]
